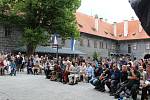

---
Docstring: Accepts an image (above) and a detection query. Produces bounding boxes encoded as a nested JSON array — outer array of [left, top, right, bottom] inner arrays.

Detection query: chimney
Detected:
[[99, 18, 103, 21], [131, 16, 134, 20], [95, 14, 99, 31], [113, 22, 117, 36], [124, 20, 128, 36]]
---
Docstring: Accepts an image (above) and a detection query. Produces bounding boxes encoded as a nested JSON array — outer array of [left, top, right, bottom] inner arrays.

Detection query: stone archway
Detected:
[[144, 54, 150, 59]]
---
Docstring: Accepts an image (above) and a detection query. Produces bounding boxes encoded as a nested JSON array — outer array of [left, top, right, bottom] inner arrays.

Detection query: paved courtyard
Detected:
[[0, 73, 116, 100]]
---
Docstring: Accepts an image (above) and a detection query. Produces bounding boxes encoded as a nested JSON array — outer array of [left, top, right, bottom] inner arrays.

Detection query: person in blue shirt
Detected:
[[85, 63, 94, 83], [106, 63, 121, 96], [10, 60, 16, 76], [90, 63, 103, 87]]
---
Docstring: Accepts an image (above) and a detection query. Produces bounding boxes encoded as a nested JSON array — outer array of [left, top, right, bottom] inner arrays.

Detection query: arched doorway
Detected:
[[144, 54, 150, 59]]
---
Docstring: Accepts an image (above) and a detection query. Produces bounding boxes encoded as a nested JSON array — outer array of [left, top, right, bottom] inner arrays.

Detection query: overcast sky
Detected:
[[77, 0, 138, 23]]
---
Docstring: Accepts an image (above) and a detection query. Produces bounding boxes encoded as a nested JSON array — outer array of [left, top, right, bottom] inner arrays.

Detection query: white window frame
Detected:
[[133, 44, 137, 50], [146, 43, 150, 50]]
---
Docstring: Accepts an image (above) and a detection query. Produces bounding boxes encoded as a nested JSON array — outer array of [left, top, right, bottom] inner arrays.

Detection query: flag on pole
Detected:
[[70, 36, 76, 51], [54, 35, 58, 45]]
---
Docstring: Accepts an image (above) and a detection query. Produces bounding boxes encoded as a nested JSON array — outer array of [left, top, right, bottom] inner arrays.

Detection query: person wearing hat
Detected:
[[141, 64, 150, 100]]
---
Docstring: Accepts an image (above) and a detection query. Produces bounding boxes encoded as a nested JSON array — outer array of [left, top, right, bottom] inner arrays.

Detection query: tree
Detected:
[[0, 0, 81, 56], [93, 51, 99, 61]]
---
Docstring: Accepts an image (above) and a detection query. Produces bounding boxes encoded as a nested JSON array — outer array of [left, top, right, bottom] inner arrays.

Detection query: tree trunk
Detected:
[[26, 43, 36, 57]]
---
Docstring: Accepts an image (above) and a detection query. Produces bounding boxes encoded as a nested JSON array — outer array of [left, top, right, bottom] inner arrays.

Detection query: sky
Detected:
[[77, 0, 138, 23]]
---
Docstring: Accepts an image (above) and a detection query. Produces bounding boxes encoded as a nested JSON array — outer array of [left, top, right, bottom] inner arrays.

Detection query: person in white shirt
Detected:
[[141, 64, 150, 100], [3, 58, 9, 73], [68, 62, 80, 85]]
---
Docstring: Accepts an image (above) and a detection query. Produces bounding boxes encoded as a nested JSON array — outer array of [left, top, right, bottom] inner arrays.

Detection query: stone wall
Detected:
[[64, 33, 117, 58], [0, 24, 150, 59], [0, 24, 22, 51], [119, 39, 150, 59]]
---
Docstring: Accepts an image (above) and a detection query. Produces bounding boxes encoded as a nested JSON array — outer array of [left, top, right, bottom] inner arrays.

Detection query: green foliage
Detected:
[[93, 51, 99, 61], [22, 27, 49, 46], [13, 0, 81, 38], [0, 0, 81, 55]]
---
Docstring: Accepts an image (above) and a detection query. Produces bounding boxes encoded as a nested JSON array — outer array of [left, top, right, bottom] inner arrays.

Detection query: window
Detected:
[[128, 44, 131, 53], [94, 41, 97, 48], [133, 44, 137, 50], [112, 45, 116, 50], [102, 42, 104, 49], [117, 44, 120, 50], [99, 42, 104, 49], [61, 39, 65, 46], [106, 43, 108, 49], [80, 39, 83, 47], [146, 43, 150, 50], [87, 39, 90, 47], [5, 25, 12, 37]]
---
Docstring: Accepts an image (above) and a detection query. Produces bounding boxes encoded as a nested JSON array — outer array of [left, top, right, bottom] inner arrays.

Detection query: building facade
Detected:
[[0, 23, 22, 52], [0, 12, 150, 59]]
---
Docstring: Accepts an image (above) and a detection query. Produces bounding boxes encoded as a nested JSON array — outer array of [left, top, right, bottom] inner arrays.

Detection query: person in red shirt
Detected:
[[0, 58, 5, 75]]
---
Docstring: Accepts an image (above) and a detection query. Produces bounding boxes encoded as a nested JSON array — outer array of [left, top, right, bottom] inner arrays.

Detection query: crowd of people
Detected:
[[0, 51, 150, 100]]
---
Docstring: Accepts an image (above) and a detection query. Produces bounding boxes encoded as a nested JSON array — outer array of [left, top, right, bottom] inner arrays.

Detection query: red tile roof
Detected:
[[76, 12, 116, 40], [76, 12, 150, 40]]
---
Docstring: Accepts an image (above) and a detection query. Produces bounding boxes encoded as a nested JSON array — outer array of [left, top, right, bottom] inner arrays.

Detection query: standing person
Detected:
[[3, 58, 9, 73], [20, 54, 25, 72], [10, 60, 16, 76], [27, 59, 33, 74], [0, 58, 4, 76], [141, 64, 150, 100], [15, 53, 23, 72], [44, 62, 51, 79]]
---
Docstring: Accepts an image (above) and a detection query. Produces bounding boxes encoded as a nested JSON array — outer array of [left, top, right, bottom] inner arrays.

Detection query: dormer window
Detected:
[[78, 24, 83, 28], [92, 27, 96, 31], [118, 34, 122, 37], [104, 31, 109, 34], [132, 33, 136, 36], [110, 33, 114, 36]]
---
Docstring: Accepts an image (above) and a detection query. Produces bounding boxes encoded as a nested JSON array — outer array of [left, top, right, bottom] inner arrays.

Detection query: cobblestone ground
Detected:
[[0, 73, 141, 100], [0, 73, 114, 100]]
